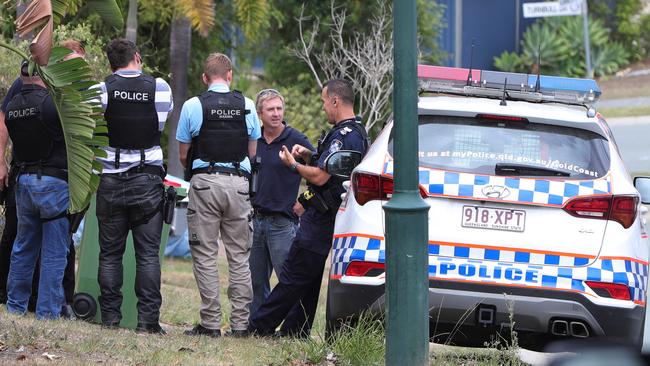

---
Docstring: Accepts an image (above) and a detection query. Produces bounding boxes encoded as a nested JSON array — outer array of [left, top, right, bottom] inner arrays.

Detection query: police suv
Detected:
[[326, 65, 649, 348]]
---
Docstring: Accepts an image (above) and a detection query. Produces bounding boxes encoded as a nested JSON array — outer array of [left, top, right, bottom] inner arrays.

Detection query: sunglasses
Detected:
[[256, 88, 281, 99]]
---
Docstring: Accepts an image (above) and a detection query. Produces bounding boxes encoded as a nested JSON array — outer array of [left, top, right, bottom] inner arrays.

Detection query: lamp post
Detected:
[[384, 0, 430, 365]]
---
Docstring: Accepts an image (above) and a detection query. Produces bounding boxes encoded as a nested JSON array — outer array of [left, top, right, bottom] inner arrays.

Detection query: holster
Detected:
[[68, 206, 88, 234], [298, 189, 329, 213], [163, 186, 177, 225], [183, 145, 194, 181]]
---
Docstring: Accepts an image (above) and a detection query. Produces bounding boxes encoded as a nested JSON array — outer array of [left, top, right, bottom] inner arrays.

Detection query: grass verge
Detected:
[[0, 257, 529, 365], [599, 106, 650, 118]]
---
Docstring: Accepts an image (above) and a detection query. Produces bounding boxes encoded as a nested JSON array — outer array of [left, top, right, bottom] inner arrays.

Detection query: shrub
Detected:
[[494, 16, 630, 78]]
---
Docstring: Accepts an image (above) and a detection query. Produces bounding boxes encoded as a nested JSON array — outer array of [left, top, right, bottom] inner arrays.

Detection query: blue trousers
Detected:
[[7, 174, 69, 320], [249, 214, 297, 317]]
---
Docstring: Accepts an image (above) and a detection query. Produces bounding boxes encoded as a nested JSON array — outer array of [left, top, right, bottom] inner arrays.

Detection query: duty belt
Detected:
[[107, 164, 165, 178], [192, 166, 250, 180], [19, 165, 68, 181]]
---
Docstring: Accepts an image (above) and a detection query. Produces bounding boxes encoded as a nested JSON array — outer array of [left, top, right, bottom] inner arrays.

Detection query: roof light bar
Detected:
[[417, 65, 601, 107]]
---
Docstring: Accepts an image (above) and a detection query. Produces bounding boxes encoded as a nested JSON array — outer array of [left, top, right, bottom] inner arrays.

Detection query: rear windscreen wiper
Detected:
[[495, 163, 571, 177]]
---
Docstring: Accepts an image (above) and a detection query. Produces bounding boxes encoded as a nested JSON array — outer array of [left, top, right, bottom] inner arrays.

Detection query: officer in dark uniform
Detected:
[[95, 39, 173, 334], [248, 79, 369, 337], [2, 62, 71, 320]]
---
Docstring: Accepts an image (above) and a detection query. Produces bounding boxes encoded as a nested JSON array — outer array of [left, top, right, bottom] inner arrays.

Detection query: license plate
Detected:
[[461, 205, 526, 232]]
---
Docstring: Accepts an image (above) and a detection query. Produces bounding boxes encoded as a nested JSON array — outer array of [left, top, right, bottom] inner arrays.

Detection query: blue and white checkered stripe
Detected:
[[382, 161, 611, 207], [332, 235, 648, 303]]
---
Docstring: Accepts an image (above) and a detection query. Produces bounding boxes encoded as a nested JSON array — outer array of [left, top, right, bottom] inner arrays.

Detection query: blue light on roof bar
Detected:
[[418, 65, 602, 107], [527, 75, 601, 97]]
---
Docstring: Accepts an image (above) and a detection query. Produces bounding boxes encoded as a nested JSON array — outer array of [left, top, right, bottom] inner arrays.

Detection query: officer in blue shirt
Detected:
[[176, 53, 261, 338], [248, 88, 314, 318], [248, 79, 369, 338]]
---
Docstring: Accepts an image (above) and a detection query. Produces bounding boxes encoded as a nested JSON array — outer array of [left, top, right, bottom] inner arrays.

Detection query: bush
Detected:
[[53, 23, 110, 82], [0, 39, 24, 99], [494, 16, 629, 78]]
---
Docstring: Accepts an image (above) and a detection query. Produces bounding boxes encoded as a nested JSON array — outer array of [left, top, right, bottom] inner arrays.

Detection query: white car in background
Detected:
[[325, 66, 649, 349]]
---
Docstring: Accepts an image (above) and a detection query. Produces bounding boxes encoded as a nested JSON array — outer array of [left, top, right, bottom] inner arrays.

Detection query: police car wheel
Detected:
[[72, 293, 97, 321]]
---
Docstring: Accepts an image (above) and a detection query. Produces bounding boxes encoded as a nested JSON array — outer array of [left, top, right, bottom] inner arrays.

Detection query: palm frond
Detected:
[[233, 0, 270, 41], [176, 0, 215, 37], [37, 46, 107, 212], [85, 0, 124, 30]]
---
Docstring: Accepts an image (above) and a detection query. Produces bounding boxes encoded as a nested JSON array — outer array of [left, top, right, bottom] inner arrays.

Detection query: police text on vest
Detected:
[[7, 107, 38, 120], [113, 90, 150, 101]]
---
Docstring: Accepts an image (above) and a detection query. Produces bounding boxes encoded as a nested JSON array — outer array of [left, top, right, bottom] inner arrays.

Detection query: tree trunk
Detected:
[[125, 0, 138, 43], [167, 17, 191, 178]]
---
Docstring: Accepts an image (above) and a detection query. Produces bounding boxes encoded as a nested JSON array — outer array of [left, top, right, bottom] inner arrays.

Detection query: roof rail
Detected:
[[418, 65, 601, 107]]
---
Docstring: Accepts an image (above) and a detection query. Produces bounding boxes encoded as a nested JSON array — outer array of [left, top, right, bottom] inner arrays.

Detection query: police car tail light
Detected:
[[345, 261, 385, 277], [585, 281, 631, 301], [563, 196, 610, 218], [610, 196, 638, 229], [562, 195, 637, 228], [352, 172, 394, 205]]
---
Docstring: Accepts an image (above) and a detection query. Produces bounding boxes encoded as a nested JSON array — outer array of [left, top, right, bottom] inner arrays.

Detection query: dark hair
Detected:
[[105, 38, 139, 71], [324, 79, 354, 106], [20, 60, 38, 77]]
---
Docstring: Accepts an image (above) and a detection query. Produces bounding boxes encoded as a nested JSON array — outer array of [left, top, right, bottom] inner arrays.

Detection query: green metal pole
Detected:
[[384, 1, 430, 365]]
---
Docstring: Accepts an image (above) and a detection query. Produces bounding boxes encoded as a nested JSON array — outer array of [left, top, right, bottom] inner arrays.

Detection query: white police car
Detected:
[[326, 65, 649, 349]]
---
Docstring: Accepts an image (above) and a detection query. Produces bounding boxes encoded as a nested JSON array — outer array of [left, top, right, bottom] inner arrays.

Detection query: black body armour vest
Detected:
[[104, 73, 159, 149], [309, 119, 369, 210], [193, 90, 248, 165], [5, 85, 67, 170]]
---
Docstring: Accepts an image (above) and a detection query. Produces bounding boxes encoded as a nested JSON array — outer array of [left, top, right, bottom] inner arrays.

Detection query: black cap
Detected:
[[20, 60, 38, 77]]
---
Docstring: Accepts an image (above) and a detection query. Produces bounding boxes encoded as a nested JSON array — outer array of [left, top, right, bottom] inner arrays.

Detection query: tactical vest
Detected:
[[309, 119, 369, 210], [104, 73, 159, 150], [5, 85, 67, 170], [192, 90, 248, 166]]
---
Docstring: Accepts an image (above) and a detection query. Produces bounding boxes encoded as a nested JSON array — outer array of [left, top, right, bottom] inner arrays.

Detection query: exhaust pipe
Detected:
[[570, 321, 590, 338], [551, 320, 569, 336]]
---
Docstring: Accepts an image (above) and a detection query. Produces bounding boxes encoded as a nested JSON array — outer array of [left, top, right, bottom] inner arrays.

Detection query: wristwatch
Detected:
[[290, 162, 300, 172]]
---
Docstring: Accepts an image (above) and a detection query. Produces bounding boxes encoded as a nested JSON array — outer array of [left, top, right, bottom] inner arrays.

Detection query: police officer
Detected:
[[176, 53, 261, 338], [0, 42, 85, 315], [1, 62, 70, 320], [249, 89, 314, 317], [248, 79, 369, 338], [96, 39, 173, 334]]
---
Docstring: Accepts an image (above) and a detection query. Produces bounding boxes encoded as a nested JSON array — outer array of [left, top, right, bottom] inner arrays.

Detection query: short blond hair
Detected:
[[256, 89, 284, 111], [203, 53, 232, 80]]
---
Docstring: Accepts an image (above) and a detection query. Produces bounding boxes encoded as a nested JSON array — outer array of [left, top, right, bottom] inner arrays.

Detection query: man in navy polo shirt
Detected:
[[249, 89, 314, 318]]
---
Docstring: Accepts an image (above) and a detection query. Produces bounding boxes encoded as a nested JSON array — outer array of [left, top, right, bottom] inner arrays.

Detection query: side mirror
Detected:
[[325, 150, 363, 178], [634, 177, 650, 204]]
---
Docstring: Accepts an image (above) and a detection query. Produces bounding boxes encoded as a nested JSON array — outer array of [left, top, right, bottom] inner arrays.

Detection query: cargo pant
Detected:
[[187, 173, 253, 331]]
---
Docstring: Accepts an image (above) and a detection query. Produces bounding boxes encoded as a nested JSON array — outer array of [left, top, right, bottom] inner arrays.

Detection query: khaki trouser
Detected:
[[187, 173, 253, 330]]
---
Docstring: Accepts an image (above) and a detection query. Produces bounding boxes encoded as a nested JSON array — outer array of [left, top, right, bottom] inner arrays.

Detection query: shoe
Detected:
[[184, 324, 221, 338], [61, 304, 76, 320], [136, 323, 167, 335], [225, 329, 250, 338], [247, 325, 276, 338]]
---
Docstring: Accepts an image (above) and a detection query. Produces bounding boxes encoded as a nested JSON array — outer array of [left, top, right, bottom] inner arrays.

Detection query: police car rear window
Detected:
[[388, 115, 610, 179]]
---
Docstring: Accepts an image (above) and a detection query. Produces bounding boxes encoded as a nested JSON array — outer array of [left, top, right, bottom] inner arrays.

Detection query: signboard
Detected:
[[523, 0, 583, 18]]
